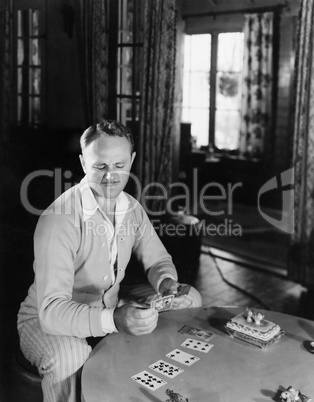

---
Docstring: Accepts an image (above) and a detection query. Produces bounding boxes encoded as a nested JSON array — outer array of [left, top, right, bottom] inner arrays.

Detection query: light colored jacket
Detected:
[[18, 177, 177, 338]]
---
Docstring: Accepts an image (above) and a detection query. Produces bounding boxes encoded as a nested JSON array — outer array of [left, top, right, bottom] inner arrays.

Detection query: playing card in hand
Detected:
[[176, 284, 191, 297], [150, 294, 174, 312], [163, 284, 191, 298]]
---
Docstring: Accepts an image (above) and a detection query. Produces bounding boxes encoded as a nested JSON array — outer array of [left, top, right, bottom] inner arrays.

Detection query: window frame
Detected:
[[108, 0, 144, 126], [183, 19, 244, 151], [12, 0, 46, 129]]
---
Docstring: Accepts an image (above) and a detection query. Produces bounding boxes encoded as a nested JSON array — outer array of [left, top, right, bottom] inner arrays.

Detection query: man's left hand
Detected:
[[158, 278, 192, 310]]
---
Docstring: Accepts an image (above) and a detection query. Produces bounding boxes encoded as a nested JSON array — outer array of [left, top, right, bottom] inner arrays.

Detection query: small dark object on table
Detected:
[[280, 385, 311, 402], [165, 388, 189, 402]]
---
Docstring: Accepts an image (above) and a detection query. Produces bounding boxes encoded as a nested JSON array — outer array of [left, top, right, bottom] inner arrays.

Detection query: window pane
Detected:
[[17, 67, 23, 93], [17, 39, 24, 65], [118, 0, 133, 43], [30, 38, 40, 66], [117, 98, 140, 124], [189, 38, 211, 72], [30, 68, 41, 95], [182, 34, 211, 147], [185, 72, 209, 108], [30, 10, 39, 36], [117, 66, 132, 95], [182, 107, 209, 147], [215, 32, 244, 150], [17, 10, 22, 37], [17, 96, 22, 123], [215, 110, 241, 150], [216, 72, 242, 110], [217, 32, 244, 72], [117, 47, 133, 95], [30, 96, 41, 126]]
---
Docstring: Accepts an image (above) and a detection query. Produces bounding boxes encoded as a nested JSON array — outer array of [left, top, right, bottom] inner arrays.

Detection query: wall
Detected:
[[46, 0, 85, 130]]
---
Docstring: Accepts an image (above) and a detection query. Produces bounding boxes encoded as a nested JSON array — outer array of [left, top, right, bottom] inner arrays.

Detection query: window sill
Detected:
[[193, 149, 261, 163]]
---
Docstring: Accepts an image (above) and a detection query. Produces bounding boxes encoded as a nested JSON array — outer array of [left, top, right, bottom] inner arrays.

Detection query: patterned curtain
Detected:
[[138, 0, 177, 212], [0, 0, 12, 140], [239, 13, 273, 157], [76, 0, 108, 126], [288, 0, 314, 287]]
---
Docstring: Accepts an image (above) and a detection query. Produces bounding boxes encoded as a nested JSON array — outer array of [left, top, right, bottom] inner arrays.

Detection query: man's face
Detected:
[[80, 135, 136, 200]]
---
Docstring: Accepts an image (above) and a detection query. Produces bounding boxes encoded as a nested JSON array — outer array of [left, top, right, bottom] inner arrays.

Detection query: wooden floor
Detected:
[[195, 250, 314, 320], [1, 234, 314, 401]]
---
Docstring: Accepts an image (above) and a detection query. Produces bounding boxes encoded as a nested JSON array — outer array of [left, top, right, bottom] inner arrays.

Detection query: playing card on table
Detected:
[[131, 370, 167, 391], [166, 348, 200, 366], [149, 359, 184, 378], [181, 338, 213, 353], [150, 294, 174, 312], [178, 325, 214, 342]]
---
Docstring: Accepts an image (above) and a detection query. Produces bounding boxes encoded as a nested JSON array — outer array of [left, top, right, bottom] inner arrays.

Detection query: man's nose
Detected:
[[104, 169, 111, 180], [103, 167, 118, 181]]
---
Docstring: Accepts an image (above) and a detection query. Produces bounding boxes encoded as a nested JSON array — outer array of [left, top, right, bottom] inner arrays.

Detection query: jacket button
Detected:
[[103, 275, 109, 280]]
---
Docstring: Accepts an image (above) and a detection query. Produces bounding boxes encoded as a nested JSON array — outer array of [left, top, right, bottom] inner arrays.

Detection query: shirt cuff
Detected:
[[101, 308, 118, 335], [156, 274, 177, 294]]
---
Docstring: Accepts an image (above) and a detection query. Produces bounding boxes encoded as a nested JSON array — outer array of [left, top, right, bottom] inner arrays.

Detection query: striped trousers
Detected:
[[18, 318, 92, 402]]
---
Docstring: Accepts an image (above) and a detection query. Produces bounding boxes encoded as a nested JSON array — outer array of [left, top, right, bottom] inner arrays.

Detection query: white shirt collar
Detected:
[[79, 176, 130, 222]]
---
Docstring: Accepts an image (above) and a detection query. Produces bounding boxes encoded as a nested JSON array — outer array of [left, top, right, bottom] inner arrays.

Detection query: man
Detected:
[[17, 120, 201, 402]]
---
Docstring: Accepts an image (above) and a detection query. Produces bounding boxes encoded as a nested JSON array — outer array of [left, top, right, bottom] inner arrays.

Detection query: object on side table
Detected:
[[280, 385, 311, 402], [225, 308, 285, 349]]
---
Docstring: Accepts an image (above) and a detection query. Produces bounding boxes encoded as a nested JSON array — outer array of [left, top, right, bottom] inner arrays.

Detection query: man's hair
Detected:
[[80, 120, 135, 154]]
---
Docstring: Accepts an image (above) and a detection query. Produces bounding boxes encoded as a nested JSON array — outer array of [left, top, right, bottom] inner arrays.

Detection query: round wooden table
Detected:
[[82, 307, 314, 402]]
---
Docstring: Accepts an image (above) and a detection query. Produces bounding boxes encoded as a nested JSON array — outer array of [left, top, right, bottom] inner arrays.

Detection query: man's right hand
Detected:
[[113, 304, 158, 336]]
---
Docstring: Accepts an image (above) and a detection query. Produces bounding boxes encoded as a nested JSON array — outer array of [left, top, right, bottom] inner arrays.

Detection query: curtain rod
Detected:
[[183, 4, 284, 19]]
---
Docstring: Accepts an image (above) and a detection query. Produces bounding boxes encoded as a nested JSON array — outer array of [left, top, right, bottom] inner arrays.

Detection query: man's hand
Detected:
[[159, 278, 192, 310], [113, 304, 158, 336], [159, 278, 178, 296]]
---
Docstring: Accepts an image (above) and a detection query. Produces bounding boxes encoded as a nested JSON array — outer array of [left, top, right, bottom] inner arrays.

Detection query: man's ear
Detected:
[[79, 154, 86, 174], [131, 152, 136, 166]]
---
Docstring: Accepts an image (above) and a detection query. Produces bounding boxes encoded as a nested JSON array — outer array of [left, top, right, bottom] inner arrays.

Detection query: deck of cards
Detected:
[[150, 294, 174, 312], [149, 283, 192, 313]]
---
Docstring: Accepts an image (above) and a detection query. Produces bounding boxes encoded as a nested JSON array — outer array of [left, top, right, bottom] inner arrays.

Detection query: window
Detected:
[[13, 0, 46, 128], [182, 32, 244, 150], [115, 0, 144, 125]]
